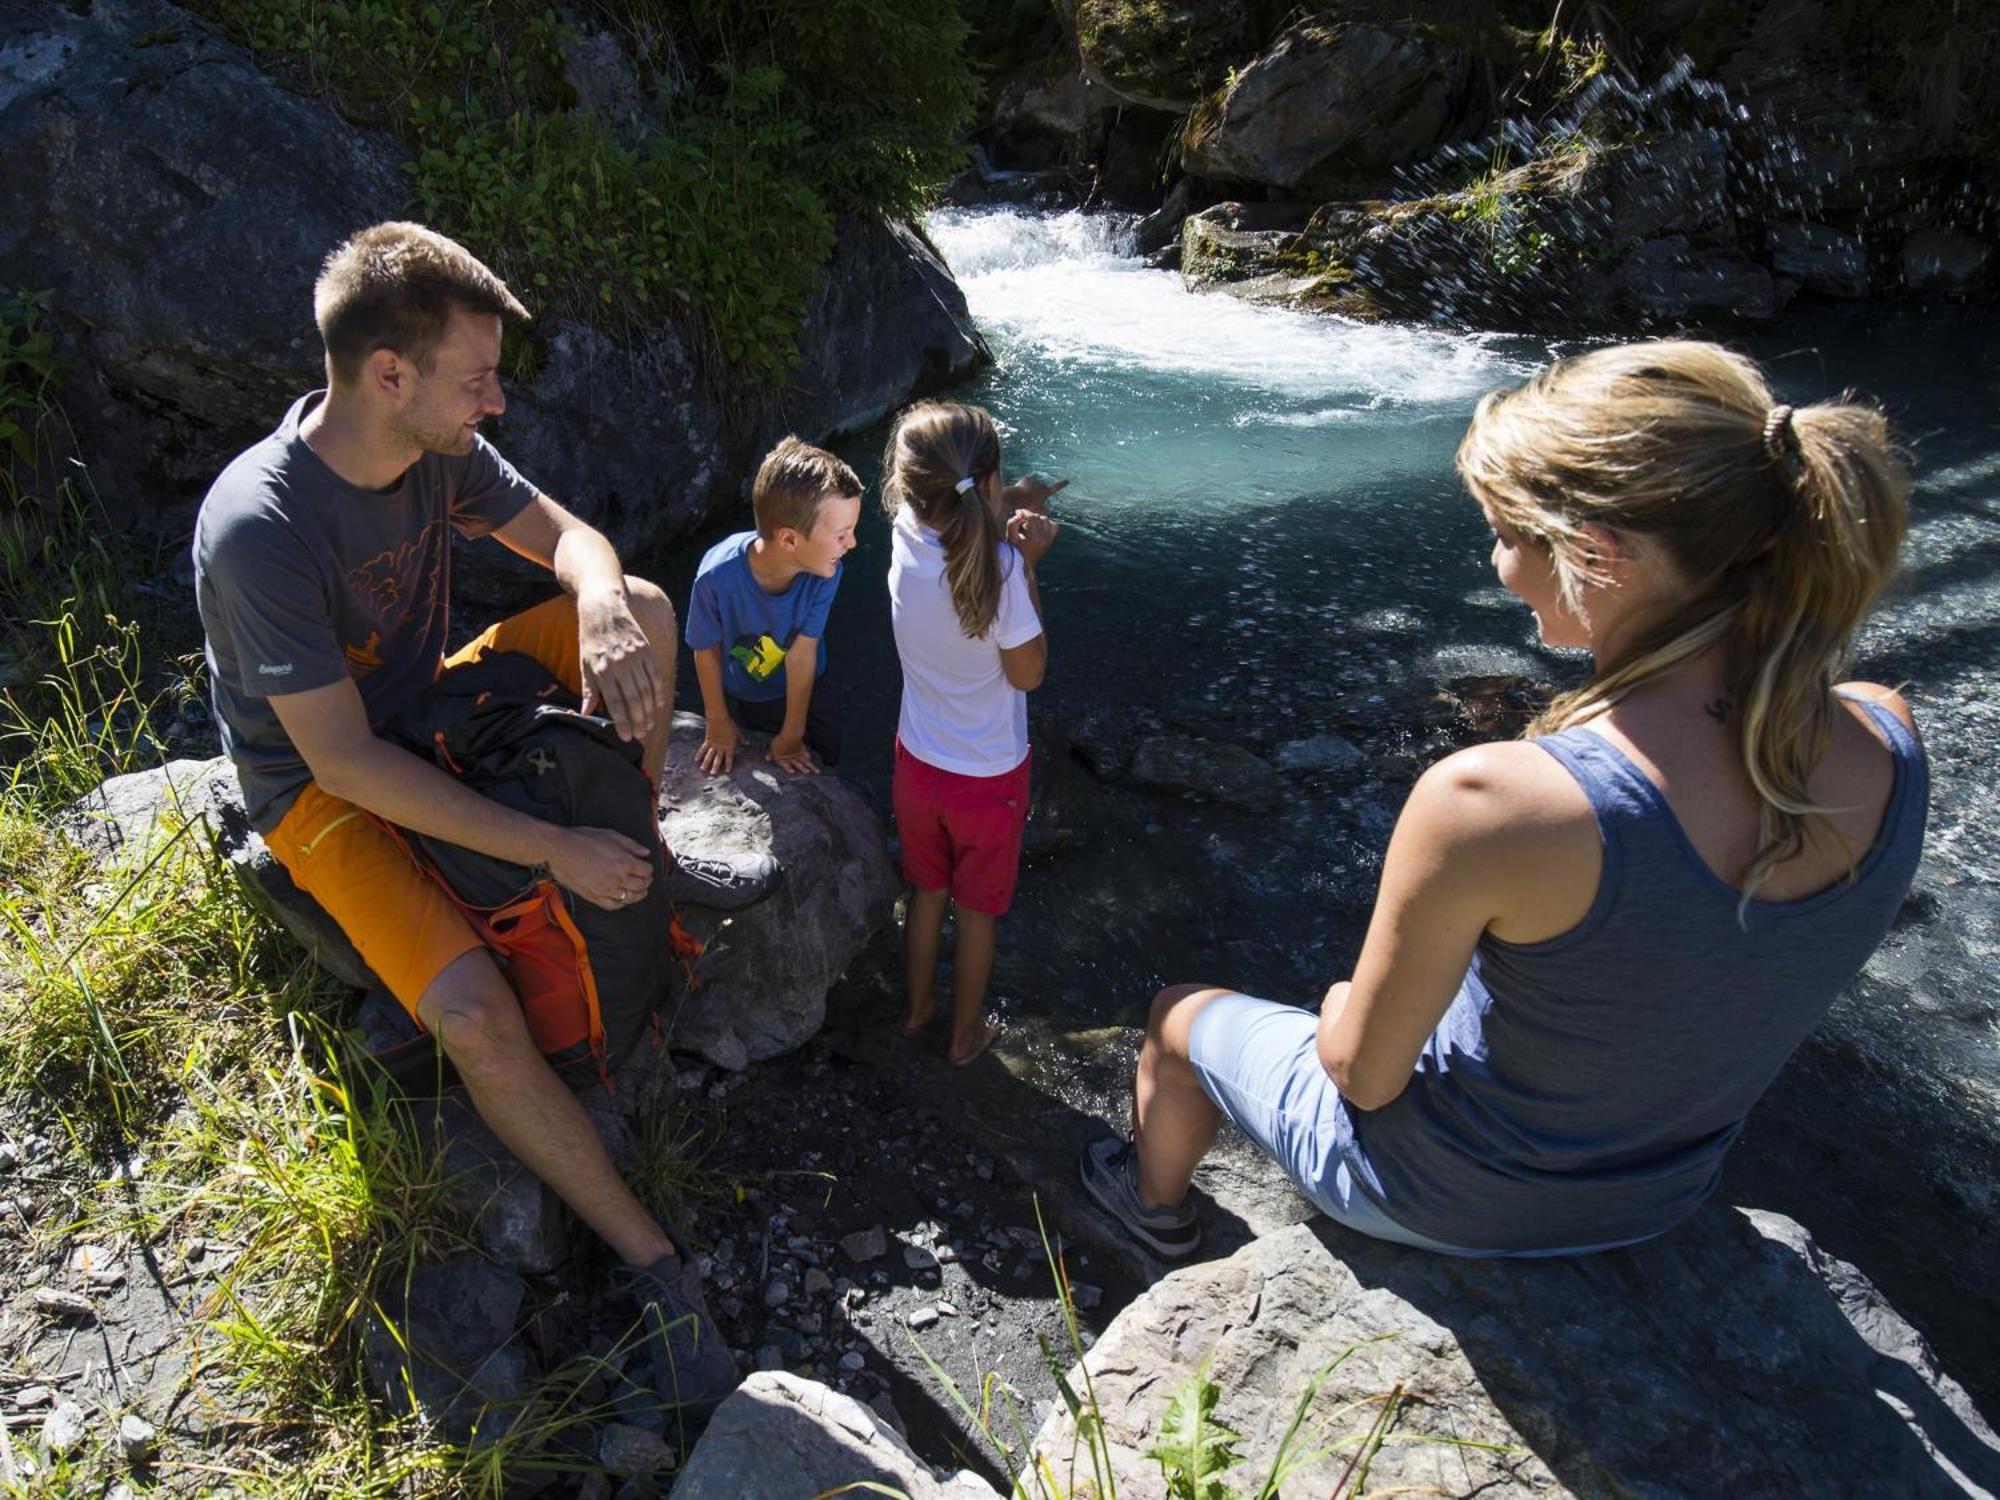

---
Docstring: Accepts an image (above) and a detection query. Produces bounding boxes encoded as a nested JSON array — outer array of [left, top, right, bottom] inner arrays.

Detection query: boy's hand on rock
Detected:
[[1005, 475, 1068, 515], [769, 732, 819, 776], [1007, 509, 1059, 566], [546, 826, 654, 911], [697, 719, 740, 775]]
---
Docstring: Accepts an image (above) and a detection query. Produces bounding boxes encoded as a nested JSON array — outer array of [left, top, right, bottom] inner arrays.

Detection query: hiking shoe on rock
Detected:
[[612, 1249, 740, 1418], [663, 849, 781, 912], [1080, 1135, 1201, 1259]]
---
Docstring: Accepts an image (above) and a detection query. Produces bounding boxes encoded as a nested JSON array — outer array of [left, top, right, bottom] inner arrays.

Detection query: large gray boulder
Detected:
[[671, 1372, 998, 1499], [1034, 1213, 2000, 1498], [0, 0, 982, 558], [1179, 20, 1468, 192], [1072, 0, 1247, 113], [660, 714, 900, 1071]]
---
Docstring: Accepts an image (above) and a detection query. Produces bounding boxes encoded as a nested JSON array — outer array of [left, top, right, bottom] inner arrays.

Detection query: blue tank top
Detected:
[[1345, 697, 1928, 1252]]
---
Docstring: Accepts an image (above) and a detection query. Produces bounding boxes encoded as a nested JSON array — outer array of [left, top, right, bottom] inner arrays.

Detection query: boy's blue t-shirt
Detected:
[[684, 531, 838, 702]]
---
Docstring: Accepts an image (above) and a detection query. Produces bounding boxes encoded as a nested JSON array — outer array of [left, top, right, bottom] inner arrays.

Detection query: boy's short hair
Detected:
[[752, 436, 864, 539], [314, 221, 529, 385]]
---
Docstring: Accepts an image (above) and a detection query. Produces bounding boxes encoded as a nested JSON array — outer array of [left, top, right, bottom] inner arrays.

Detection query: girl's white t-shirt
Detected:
[[888, 507, 1042, 777]]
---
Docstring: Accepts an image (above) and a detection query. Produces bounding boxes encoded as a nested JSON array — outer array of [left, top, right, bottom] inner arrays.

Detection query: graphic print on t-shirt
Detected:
[[342, 521, 446, 680], [730, 632, 787, 683]]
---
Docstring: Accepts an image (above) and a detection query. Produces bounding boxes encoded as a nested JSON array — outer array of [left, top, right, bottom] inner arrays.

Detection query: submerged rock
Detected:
[[1128, 736, 1283, 814], [670, 1371, 998, 1499], [1038, 1213, 1999, 1497]]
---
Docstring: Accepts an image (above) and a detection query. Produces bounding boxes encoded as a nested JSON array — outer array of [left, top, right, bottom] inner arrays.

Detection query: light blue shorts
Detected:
[[1185, 990, 1479, 1253], [1185, 991, 1652, 1259]]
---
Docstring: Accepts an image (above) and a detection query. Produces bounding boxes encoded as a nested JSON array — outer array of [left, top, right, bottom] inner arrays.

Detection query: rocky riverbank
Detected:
[[963, 1, 1997, 335]]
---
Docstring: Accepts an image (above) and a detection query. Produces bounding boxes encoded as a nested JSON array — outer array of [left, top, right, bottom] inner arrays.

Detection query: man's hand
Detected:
[[1007, 510, 1059, 568], [769, 731, 819, 776], [1003, 475, 1068, 516], [578, 587, 665, 745], [542, 824, 655, 912], [697, 716, 740, 776]]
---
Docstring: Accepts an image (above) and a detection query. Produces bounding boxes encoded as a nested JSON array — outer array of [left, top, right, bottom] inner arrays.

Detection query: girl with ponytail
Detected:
[[1084, 341, 1927, 1261], [882, 402, 1064, 1065]]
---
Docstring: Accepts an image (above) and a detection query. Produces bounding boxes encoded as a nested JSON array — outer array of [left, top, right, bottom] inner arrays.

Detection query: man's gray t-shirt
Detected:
[[193, 391, 540, 831]]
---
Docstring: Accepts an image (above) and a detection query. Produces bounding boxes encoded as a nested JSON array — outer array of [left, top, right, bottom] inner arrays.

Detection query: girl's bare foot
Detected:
[[948, 1014, 1001, 1067], [901, 1002, 935, 1037]]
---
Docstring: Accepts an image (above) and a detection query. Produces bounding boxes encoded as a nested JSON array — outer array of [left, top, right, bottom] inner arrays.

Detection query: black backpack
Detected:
[[361, 650, 684, 1095]]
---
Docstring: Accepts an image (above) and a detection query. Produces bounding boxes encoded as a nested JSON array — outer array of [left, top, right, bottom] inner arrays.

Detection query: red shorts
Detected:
[[892, 740, 1031, 917]]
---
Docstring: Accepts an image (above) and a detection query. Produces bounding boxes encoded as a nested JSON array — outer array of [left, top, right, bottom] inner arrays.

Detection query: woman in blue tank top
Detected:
[[1081, 340, 1927, 1259]]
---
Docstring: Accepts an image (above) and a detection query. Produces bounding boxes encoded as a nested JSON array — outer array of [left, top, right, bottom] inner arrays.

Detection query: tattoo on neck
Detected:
[[1705, 695, 1734, 724]]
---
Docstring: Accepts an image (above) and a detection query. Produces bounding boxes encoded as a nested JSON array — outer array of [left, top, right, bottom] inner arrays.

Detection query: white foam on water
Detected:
[[927, 207, 1530, 411]]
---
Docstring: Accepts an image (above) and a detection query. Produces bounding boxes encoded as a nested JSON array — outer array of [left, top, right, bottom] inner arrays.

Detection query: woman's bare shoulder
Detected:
[[1835, 680, 1920, 738], [1412, 739, 1594, 840]]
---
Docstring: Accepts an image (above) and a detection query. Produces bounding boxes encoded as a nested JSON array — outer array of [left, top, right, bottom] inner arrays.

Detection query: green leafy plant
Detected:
[[188, 0, 976, 380]]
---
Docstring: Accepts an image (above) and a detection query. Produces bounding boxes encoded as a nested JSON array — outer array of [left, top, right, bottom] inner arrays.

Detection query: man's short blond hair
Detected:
[[314, 221, 528, 385], [752, 436, 863, 539]]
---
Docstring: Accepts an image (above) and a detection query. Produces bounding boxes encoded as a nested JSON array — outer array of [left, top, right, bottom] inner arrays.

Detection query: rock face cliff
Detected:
[[0, 0, 986, 562], [969, 0, 1996, 333]]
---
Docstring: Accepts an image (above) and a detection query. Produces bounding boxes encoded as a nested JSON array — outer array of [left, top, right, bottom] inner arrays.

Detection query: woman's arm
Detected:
[[1317, 741, 1595, 1109]]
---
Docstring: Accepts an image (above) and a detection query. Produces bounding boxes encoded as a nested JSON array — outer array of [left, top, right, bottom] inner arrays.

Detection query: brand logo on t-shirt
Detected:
[[257, 662, 294, 676], [730, 633, 787, 683]]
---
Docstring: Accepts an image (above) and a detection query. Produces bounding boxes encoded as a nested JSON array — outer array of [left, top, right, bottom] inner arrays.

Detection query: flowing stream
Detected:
[[801, 208, 1998, 1055]]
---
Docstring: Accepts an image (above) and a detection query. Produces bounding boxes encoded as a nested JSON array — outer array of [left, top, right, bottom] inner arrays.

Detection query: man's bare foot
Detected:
[[901, 1002, 935, 1037], [947, 1015, 1001, 1067]]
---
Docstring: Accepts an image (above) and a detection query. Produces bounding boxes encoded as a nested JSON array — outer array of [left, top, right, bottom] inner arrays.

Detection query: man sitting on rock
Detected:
[[191, 220, 736, 1412]]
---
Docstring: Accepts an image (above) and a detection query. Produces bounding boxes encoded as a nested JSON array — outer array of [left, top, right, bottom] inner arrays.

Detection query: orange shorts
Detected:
[[264, 595, 584, 1017]]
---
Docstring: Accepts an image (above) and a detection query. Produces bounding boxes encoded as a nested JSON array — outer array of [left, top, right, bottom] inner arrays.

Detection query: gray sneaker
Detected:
[[1079, 1135, 1201, 1259], [663, 849, 780, 912], [610, 1247, 740, 1421]]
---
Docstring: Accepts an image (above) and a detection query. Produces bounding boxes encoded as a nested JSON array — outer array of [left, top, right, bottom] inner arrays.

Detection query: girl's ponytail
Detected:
[[882, 403, 1008, 638]]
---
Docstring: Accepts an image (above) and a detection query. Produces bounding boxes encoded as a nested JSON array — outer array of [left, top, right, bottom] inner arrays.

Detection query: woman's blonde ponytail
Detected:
[[1457, 340, 1910, 901]]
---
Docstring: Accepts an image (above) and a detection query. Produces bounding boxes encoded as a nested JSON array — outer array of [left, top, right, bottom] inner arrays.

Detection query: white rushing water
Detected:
[[927, 207, 1533, 418]]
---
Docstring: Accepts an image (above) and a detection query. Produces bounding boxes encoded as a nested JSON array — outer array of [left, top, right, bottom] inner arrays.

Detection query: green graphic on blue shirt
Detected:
[[730, 633, 787, 683]]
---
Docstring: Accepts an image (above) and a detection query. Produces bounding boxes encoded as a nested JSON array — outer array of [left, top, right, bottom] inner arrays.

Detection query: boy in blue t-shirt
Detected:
[[686, 436, 862, 774]]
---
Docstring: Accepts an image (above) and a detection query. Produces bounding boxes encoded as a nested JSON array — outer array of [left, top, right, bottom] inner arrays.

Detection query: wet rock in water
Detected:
[[671, 1372, 997, 1498], [1902, 229, 1994, 296], [361, 1252, 530, 1447], [1179, 19, 1468, 192], [1037, 1213, 1999, 1497], [1273, 732, 1365, 777], [1128, 736, 1282, 814], [1767, 221, 1870, 300], [1132, 178, 1197, 257]]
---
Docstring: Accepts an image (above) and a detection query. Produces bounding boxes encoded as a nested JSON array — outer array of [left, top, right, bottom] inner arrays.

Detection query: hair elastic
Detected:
[[953, 475, 978, 494], [1761, 404, 1796, 462]]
